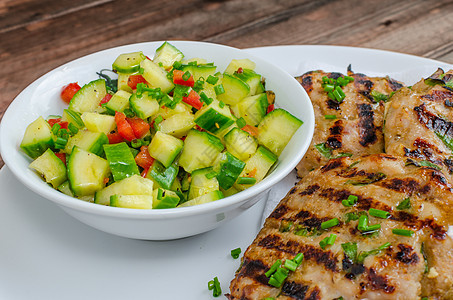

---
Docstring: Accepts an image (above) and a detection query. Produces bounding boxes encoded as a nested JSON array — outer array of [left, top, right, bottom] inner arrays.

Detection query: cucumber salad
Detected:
[[20, 42, 302, 209]]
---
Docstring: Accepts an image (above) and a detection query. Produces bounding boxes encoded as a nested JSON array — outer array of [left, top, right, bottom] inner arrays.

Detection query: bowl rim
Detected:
[[0, 40, 314, 219]]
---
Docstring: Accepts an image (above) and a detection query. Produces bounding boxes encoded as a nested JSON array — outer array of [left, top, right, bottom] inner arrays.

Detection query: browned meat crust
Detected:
[[228, 155, 453, 300], [295, 69, 403, 178]]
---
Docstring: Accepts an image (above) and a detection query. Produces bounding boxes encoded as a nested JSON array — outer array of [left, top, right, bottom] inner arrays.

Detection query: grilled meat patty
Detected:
[[385, 68, 453, 177], [295, 69, 403, 178], [228, 154, 453, 299]]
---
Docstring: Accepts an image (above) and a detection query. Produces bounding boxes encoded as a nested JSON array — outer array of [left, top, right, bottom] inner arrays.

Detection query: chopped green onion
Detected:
[[284, 259, 298, 272], [265, 259, 281, 277], [392, 228, 414, 237], [68, 123, 79, 135], [294, 253, 304, 265], [344, 75, 354, 83], [157, 188, 164, 200], [219, 101, 225, 108], [51, 123, 61, 135], [324, 84, 335, 92], [371, 90, 389, 102], [314, 143, 332, 158], [54, 137, 68, 149], [205, 171, 218, 179], [154, 115, 163, 125], [378, 242, 391, 250], [236, 117, 246, 128], [342, 195, 358, 207], [396, 197, 411, 210], [214, 84, 225, 95], [320, 233, 336, 249], [123, 108, 135, 118], [344, 212, 359, 223], [365, 224, 381, 232], [172, 61, 182, 69], [230, 247, 241, 259], [207, 276, 222, 297], [131, 139, 142, 148], [182, 71, 191, 81], [321, 218, 339, 229], [324, 114, 337, 120], [368, 208, 390, 219], [268, 267, 288, 287], [237, 177, 256, 185], [334, 85, 346, 102], [206, 75, 219, 85], [341, 242, 358, 261], [357, 215, 369, 232]]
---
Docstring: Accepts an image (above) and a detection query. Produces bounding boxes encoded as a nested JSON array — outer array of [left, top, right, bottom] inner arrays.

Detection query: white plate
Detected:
[[0, 45, 451, 299]]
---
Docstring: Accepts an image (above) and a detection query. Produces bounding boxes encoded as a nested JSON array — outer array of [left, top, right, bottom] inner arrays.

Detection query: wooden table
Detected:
[[1, 0, 453, 169]]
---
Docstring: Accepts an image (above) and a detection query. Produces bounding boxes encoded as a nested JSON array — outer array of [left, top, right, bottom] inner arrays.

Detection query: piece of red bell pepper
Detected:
[[126, 117, 150, 139], [127, 75, 147, 90], [182, 89, 202, 110], [61, 82, 81, 104], [135, 146, 155, 169], [173, 70, 194, 87], [114, 112, 136, 141]]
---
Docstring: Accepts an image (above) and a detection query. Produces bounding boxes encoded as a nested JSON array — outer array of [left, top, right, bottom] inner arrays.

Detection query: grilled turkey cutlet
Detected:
[[295, 68, 403, 178], [385, 68, 453, 178], [229, 154, 453, 300]]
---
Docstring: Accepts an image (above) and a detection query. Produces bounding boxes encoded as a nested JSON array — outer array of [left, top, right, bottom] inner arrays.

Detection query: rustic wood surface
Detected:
[[1, 0, 453, 169]]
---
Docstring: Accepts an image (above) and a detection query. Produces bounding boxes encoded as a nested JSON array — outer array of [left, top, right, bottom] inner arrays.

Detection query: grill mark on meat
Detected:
[[421, 89, 453, 103], [269, 204, 289, 219], [444, 157, 453, 173], [390, 211, 447, 240], [388, 78, 404, 91], [414, 103, 453, 141], [281, 281, 309, 299], [376, 178, 420, 194], [328, 72, 342, 80], [258, 234, 339, 272], [326, 120, 344, 149], [353, 75, 374, 102], [320, 159, 345, 173], [236, 258, 269, 286], [357, 104, 378, 146], [299, 184, 320, 196], [327, 99, 341, 110], [395, 244, 419, 264], [307, 287, 321, 300], [414, 138, 443, 154], [367, 268, 395, 294], [299, 75, 314, 94]]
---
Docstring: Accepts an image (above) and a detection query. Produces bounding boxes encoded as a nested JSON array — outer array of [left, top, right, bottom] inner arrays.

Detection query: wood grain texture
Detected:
[[1, 0, 452, 169]]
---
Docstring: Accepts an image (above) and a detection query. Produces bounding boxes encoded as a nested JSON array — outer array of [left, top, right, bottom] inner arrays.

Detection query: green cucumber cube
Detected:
[[145, 161, 179, 190], [20, 116, 53, 159], [69, 79, 107, 113], [224, 59, 256, 74], [188, 167, 219, 200], [129, 92, 160, 119], [237, 93, 268, 126], [213, 152, 246, 190], [61, 109, 85, 129], [153, 42, 184, 70], [224, 127, 258, 161], [235, 146, 277, 190], [140, 59, 174, 93], [234, 69, 262, 96], [181, 64, 217, 81], [29, 148, 67, 188], [81, 112, 116, 134], [112, 51, 145, 74], [94, 175, 154, 206], [152, 188, 180, 209], [64, 129, 109, 156], [110, 194, 153, 209], [148, 131, 184, 168], [105, 90, 131, 113], [177, 190, 224, 207], [194, 100, 235, 134], [217, 73, 250, 105], [104, 142, 140, 182], [157, 111, 195, 138]]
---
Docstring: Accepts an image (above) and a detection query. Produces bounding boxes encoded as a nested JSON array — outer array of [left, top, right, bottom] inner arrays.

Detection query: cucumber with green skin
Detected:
[[257, 108, 303, 156], [177, 190, 224, 207], [148, 131, 184, 168], [140, 59, 174, 93], [235, 146, 277, 191], [146, 161, 179, 190], [112, 51, 145, 74], [29, 148, 67, 188], [237, 93, 268, 126], [68, 79, 107, 113], [64, 129, 109, 157], [61, 109, 85, 129], [104, 142, 140, 182], [94, 175, 154, 206], [20, 116, 54, 159], [67, 146, 110, 197], [194, 100, 235, 134], [104, 90, 131, 113], [110, 194, 153, 209], [157, 111, 195, 138], [81, 112, 116, 134], [214, 152, 246, 190], [181, 64, 217, 81], [234, 69, 262, 96], [153, 42, 184, 70], [152, 188, 180, 209], [224, 127, 258, 161], [217, 73, 250, 105], [188, 167, 219, 200], [129, 92, 159, 119]]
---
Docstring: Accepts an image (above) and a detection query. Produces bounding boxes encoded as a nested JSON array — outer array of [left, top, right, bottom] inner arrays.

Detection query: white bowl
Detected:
[[0, 41, 314, 240]]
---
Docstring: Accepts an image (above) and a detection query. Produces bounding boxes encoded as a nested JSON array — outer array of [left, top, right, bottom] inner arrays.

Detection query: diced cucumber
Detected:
[[213, 152, 245, 190], [140, 59, 174, 93], [217, 74, 250, 105], [67, 146, 110, 196], [112, 51, 145, 73], [104, 142, 139, 181], [179, 129, 224, 173], [69, 79, 107, 113], [117, 73, 133, 93], [224, 127, 258, 161], [157, 111, 195, 138], [64, 129, 109, 156], [157, 102, 191, 119], [61, 109, 85, 129], [182, 57, 207, 65], [234, 69, 262, 96], [237, 93, 268, 126], [94, 175, 154, 206], [148, 131, 184, 168], [257, 108, 303, 156], [58, 181, 74, 196], [224, 59, 256, 74], [235, 146, 277, 190], [194, 100, 235, 134], [145, 161, 179, 190], [152, 188, 180, 209], [20, 116, 53, 159], [105, 90, 131, 113], [181, 64, 217, 81], [221, 186, 240, 197], [129, 92, 159, 119], [81, 112, 116, 134], [188, 167, 219, 200], [213, 121, 237, 142], [177, 190, 224, 207], [153, 42, 184, 70], [110, 194, 153, 209], [29, 148, 67, 188]]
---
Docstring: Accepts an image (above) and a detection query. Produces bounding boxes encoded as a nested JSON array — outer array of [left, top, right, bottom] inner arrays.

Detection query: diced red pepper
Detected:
[[236, 67, 243, 74], [59, 121, 69, 130], [172, 70, 194, 87], [100, 93, 113, 106], [127, 117, 150, 139], [241, 125, 259, 137], [61, 82, 81, 104], [267, 104, 275, 114], [141, 167, 150, 178], [103, 177, 110, 185], [182, 89, 202, 110], [127, 75, 147, 90], [47, 118, 61, 127], [54, 152, 66, 165], [114, 112, 136, 142], [135, 146, 155, 169], [107, 132, 124, 144]]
